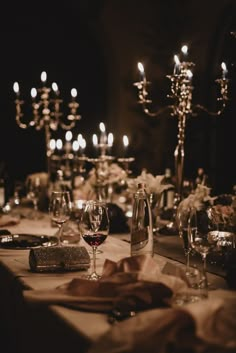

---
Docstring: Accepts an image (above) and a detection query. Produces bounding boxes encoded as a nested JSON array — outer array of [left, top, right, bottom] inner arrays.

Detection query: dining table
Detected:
[[0, 208, 235, 353]]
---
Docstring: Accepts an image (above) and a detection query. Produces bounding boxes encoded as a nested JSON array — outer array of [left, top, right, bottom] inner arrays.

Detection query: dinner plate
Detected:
[[0, 233, 58, 249]]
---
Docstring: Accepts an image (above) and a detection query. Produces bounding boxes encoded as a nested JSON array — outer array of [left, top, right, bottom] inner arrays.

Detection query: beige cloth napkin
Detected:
[[0, 215, 20, 227], [88, 298, 236, 353], [24, 255, 187, 312]]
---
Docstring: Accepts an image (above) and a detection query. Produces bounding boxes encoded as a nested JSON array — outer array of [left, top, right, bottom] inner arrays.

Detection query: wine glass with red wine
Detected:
[[80, 200, 109, 280]]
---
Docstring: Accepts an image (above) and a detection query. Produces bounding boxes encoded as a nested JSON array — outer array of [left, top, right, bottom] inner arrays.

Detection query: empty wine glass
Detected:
[[49, 191, 72, 246], [176, 206, 193, 276], [80, 200, 109, 280]]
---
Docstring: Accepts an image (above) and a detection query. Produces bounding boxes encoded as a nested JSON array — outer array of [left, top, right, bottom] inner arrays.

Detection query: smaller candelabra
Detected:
[[134, 45, 229, 199], [13, 71, 81, 177]]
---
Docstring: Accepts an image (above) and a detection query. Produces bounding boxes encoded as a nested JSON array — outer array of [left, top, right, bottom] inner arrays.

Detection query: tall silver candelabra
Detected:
[[13, 71, 81, 177], [134, 45, 229, 200]]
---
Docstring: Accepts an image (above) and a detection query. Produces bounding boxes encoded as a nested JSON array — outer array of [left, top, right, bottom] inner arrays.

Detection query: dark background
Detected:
[[0, 0, 236, 197]]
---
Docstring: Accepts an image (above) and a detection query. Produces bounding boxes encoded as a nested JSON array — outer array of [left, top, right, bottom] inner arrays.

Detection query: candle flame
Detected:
[[49, 139, 56, 150], [137, 62, 144, 73], [186, 69, 193, 79], [174, 55, 180, 65], [181, 45, 188, 55], [41, 71, 47, 83], [56, 139, 63, 150], [221, 62, 227, 71], [99, 122, 106, 133], [31, 88, 37, 98], [52, 82, 58, 92], [108, 133, 114, 146], [65, 130, 72, 142], [92, 134, 98, 146], [123, 135, 129, 147], [80, 138, 86, 150], [13, 81, 19, 93], [71, 88, 77, 98], [72, 140, 79, 152]]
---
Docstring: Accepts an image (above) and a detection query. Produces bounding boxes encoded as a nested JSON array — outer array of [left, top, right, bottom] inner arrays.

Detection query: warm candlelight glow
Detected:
[[13, 81, 20, 94], [173, 55, 180, 74], [49, 139, 56, 151], [41, 71, 47, 83], [137, 62, 144, 74], [123, 135, 129, 147], [52, 82, 59, 93], [186, 69, 193, 80], [65, 130, 72, 142], [71, 88, 77, 98], [80, 138, 86, 150], [99, 122, 107, 144], [56, 139, 63, 150], [31, 88, 37, 98], [108, 133, 114, 146], [99, 122, 106, 133], [92, 134, 98, 146], [72, 140, 79, 152], [181, 45, 188, 56], [221, 62, 228, 79]]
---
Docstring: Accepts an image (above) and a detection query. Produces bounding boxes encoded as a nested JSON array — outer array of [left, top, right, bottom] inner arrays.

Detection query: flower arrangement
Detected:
[[126, 169, 173, 195], [178, 184, 213, 211]]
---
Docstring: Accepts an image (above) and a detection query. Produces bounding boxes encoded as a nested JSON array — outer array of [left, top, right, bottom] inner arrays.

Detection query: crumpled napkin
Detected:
[[24, 255, 187, 312], [0, 215, 20, 227]]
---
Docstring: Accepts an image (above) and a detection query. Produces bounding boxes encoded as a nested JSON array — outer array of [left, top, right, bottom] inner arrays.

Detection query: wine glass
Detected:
[[188, 208, 218, 276], [80, 200, 109, 280], [176, 206, 193, 276], [26, 177, 41, 219], [49, 191, 72, 246]]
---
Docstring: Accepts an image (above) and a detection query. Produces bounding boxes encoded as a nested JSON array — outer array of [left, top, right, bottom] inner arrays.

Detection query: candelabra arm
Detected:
[[142, 103, 173, 117]]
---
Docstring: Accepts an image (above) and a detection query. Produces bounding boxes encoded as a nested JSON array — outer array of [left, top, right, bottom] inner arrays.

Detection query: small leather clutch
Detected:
[[29, 246, 90, 272]]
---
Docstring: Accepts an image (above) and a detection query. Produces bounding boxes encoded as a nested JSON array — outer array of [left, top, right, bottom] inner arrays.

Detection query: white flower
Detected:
[[178, 184, 213, 211], [127, 169, 174, 195]]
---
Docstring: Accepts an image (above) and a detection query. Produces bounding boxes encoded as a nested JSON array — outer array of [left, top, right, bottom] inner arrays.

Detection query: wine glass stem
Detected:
[[91, 246, 97, 275], [57, 224, 63, 246], [185, 251, 190, 274], [202, 254, 207, 272]]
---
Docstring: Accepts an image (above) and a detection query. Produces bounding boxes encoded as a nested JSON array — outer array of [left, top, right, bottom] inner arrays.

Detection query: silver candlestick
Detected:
[[13, 71, 81, 178], [134, 45, 229, 200]]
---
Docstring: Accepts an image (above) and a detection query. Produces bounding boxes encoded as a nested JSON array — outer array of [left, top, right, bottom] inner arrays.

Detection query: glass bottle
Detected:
[[131, 182, 154, 257]]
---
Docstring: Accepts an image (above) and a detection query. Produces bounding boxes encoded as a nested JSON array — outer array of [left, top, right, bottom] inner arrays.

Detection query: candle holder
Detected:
[[117, 157, 135, 175], [134, 46, 229, 200], [13, 72, 81, 178]]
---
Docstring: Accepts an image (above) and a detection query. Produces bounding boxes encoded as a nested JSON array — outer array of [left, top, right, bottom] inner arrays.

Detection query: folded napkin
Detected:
[[0, 215, 20, 227], [24, 254, 187, 312], [29, 246, 90, 272]]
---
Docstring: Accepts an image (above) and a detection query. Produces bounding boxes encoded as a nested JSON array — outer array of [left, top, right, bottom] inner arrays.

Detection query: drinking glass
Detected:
[[188, 208, 218, 275], [176, 206, 193, 276], [49, 191, 72, 246], [26, 177, 41, 219], [80, 200, 109, 280]]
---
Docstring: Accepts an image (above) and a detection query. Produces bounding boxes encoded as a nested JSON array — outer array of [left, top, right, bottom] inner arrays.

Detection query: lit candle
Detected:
[[99, 122, 107, 144], [40, 71, 47, 84], [221, 62, 228, 79], [186, 69, 193, 81], [123, 135, 129, 156], [108, 133, 114, 147], [13, 81, 20, 97], [71, 88, 77, 99], [65, 130, 72, 153], [52, 82, 59, 96], [56, 138, 63, 151], [80, 138, 86, 154], [92, 134, 98, 147], [173, 55, 180, 75], [49, 139, 56, 152], [72, 140, 79, 154], [30, 87, 37, 99], [181, 45, 188, 58], [137, 62, 146, 82]]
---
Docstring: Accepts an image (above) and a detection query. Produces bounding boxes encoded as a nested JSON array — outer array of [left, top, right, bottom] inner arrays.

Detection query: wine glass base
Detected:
[[85, 272, 101, 281]]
